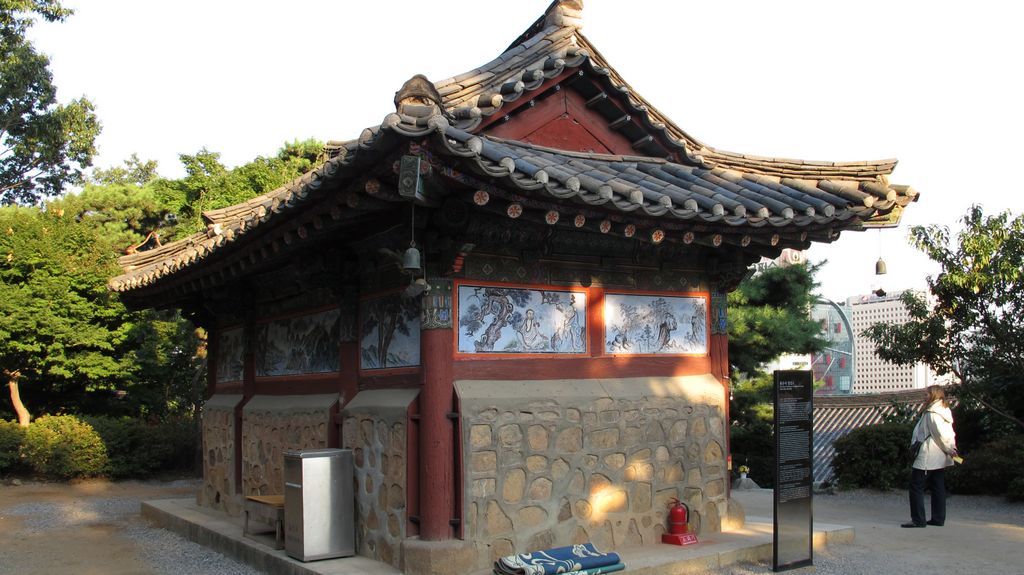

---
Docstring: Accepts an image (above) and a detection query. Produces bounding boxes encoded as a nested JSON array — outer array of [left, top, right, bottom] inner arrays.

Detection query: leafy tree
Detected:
[[727, 262, 825, 377], [90, 153, 158, 187], [0, 205, 131, 425], [48, 161, 169, 254], [159, 139, 324, 238], [1, 0, 100, 204], [124, 310, 205, 421], [864, 205, 1024, 431]]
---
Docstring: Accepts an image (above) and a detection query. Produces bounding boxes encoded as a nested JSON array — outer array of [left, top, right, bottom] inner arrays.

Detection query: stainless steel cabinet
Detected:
[[283, 448, 355, 561]]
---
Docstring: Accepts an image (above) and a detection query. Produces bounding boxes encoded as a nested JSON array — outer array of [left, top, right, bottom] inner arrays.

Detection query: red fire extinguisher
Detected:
[[667, 497, 689, 534], [661, 497, 699, 545]]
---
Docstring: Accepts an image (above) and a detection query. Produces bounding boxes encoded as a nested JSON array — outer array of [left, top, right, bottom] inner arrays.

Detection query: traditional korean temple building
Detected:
[[110, 1, 917, 572]]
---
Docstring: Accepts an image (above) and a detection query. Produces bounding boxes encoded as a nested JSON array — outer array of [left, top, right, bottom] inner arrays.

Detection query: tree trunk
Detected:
[[5, 369, 30, 427]]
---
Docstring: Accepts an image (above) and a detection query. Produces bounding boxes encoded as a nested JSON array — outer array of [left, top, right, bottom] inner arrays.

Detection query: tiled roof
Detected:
[[111, 110, 915, 293], [428, 0, 899, 180], [110, 0, 917, 295]]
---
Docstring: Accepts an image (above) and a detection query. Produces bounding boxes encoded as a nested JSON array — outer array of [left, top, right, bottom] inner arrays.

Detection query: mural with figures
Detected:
[[604, 294, 707, 355], [360, 294, 420, 369], [457, 285, 587, 354], [255, 308, 341, 377], [216, 327, 245, 383]]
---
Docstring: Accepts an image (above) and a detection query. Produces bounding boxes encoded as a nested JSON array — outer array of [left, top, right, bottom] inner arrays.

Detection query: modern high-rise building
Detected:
[[846, 290, 937, 394], [810, 290, 943, 395]]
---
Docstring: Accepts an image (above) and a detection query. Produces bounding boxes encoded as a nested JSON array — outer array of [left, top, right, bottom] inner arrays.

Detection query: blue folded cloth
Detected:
[[493, 543, 622, 575]]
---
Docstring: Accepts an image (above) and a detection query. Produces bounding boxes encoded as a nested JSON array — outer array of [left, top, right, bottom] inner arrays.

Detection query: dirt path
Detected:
[[0, 478, 255, 575]]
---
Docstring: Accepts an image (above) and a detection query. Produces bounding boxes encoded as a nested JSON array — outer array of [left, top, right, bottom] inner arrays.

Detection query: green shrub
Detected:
[[84, 416, 169, 478], [730, 419, 775, 487], [832, 422, 913, 491], [1008, 477, 1024, 502], [85, 416, 198, 478], [947, 434, 1024, 496], [22, 415, 109, 479], [0, 419, 26, 473], [158, 418, 199, 473]]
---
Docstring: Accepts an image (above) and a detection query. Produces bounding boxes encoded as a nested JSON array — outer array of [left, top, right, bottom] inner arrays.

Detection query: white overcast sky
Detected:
[[28, 0, 1024, 302]]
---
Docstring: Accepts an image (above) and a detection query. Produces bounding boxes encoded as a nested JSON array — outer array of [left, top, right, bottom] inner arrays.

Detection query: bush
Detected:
[[1008, 477, 1024, 502], [0, 419, 26, 473], [832, 422, 913, 490], [947, 434, 1024, 497], [730, 419, 775, 487], [85, 416, 198, 478], [22, 415, 109, 479]]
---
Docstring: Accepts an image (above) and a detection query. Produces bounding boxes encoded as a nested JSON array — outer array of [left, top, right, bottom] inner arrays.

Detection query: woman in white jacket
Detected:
[[902, 385, 958, 528]]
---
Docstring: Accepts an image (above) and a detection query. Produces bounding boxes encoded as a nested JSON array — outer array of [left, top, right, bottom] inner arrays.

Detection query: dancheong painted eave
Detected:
[[109, 0, 918, 296]]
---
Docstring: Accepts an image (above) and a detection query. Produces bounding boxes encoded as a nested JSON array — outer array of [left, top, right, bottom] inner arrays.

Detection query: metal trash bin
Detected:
[[283, 448, 355, 561]]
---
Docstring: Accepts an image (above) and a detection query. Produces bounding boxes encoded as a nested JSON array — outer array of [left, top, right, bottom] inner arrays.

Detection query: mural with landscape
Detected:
[[360, 293, 420, 369], [255, 308, 341, 377], [457, 285, 587, 354], [216, 327, 245, 383], [604, 294, 707, 355]]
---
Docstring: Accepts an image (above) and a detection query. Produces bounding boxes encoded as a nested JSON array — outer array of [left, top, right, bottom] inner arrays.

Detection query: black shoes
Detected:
[[927, 520, 944, 526], [901, 522, 927, 528]]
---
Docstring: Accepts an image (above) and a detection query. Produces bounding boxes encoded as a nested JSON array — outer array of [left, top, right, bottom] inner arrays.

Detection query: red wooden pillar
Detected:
[[709, 290, 732, 494], [418, 279, 455, 540], [237, 316, 256, 492]]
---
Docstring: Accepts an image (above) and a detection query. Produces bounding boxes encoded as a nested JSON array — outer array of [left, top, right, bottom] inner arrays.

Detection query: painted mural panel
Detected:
[[457, 285, 587, 354], [216, 327, 245, 383], [255, 308, 341, 377], [604, 293, 707, 355], [360, 294, 420, 370]]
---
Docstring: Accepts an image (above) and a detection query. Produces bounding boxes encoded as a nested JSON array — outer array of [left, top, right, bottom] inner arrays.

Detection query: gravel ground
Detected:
[[0, 478, 261, 575], [2, 479, 1021, 574]]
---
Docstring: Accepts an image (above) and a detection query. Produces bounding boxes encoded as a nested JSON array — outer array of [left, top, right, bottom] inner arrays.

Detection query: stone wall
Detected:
[[240, 394, 338, 496], [457, 376, 728, 568], [341, 389, 418, 570], [199, 394, 242, 515]]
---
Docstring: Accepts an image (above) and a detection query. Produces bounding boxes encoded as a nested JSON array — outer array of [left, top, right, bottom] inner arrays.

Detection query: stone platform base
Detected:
[[143, 497, 852, 575], [401, 538, 477, 575]]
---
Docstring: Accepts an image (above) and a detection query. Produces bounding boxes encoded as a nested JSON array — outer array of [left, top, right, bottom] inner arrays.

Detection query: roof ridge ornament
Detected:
[[544, 0, 583, 30], [394, 74, 449, 120]]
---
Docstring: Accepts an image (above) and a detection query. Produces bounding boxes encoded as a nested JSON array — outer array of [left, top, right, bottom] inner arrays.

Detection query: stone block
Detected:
[[472, 450, 497, 473], [603, 453, 625, 469], [472, 478, 496, 498], [631, 482, 652, 513], [588, 428, 620, 450], [502, 468, 526, 503], [555, 428, 582, 452], [484, 500, 512, 535], [498, 423, 523, 449], [516, 506, 548, 528], [528, 529, 555, 551], [552, 458, 569, 481], [470, 424, 493, 448], [527, 425, 549, 451], [703, 440, 723, 464], [528, 477, 552, 501], [526, 455, 548, 473], [705, 478, 725, 498], [669, 419, 688, 443]]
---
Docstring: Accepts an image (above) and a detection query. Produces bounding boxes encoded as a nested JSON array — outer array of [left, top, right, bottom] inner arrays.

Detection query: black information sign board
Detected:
[[773, 370, 813, 572]]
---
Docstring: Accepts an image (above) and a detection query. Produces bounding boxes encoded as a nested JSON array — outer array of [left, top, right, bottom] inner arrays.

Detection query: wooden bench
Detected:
[[243, 494, 285, 549]]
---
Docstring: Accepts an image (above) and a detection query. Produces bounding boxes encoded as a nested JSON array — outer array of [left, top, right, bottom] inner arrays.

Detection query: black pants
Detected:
[[909, 467, 946, 525]]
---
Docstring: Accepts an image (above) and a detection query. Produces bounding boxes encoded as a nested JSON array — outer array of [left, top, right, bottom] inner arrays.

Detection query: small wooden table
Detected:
[[244, 495, 285, 549]]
